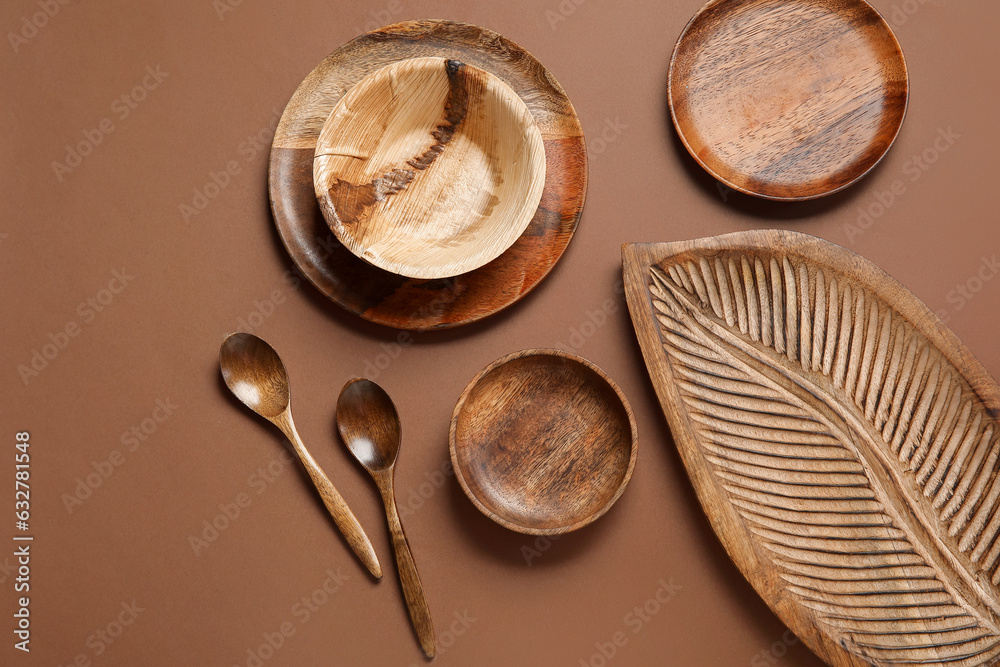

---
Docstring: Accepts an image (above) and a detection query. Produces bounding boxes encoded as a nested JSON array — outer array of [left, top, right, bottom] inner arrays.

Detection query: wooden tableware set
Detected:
[[219, 4, 1000, 665]]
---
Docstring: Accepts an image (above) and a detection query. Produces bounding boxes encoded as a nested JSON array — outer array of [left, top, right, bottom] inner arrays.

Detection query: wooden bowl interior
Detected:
[[669, 0, 907, 200], [313, 56, 546, 279], [452, 352, 636, 534]]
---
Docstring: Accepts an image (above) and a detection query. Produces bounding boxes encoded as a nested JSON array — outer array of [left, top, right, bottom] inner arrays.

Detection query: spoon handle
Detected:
[[380, 479, 436, 658], [276, 414, 383, 579]]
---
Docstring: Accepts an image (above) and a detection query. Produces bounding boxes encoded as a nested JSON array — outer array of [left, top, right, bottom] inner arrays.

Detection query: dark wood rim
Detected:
[[449, 348, 638, 535], [667, 0, 909, 201], [269, 20, 588, 330]]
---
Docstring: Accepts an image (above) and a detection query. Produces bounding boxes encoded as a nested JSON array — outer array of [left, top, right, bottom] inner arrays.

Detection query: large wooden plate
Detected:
[[269, 20, 587, 330], [625, 231, 1000, 666], [668, 0, 908, 200]]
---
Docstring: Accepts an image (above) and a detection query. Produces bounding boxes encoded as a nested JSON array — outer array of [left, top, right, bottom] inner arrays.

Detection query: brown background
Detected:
[[2, 0, 998, 665]]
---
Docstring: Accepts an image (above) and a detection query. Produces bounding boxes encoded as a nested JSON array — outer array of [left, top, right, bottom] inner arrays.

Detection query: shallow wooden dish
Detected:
[[450, 349, 637, 535], [668, 0, 908, 200], [269, 20, 587, 330], [625, 231, 1000, 666], [314, 57, 545, 280]]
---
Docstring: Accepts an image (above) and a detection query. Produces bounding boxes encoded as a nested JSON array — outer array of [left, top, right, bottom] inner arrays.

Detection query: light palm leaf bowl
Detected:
[[313, 56, 546, 280]]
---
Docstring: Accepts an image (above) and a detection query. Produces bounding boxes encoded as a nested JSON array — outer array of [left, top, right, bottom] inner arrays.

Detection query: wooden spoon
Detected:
[[219, 333, 382, 579], [336, 378, 436, 658]]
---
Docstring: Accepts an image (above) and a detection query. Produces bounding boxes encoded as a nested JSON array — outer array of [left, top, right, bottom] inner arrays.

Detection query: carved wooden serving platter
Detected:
[[624, 231, 1000, 666], [269, 20, 587, 330]]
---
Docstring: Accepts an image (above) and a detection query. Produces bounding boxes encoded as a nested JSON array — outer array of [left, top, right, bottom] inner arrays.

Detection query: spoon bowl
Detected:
[[336, 378, 400, 471], [219, 333, 290, 419], [218, 333, 382, 579], [336, 378, 436, 658]]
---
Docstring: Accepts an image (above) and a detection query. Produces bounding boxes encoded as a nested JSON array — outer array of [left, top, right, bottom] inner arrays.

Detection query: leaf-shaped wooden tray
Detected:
[[624, 231, 1000, 666]]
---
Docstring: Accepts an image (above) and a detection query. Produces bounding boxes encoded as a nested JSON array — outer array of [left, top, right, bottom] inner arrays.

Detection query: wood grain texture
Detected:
[[450, 349, 637, 535], [624, 232, 1000, 666], [270, 20, 586, 330], [669, 0, 908, 200], [314, 57, 545, 280], [336, 379, 435, 658], [218, 333, 382, 579], [379, 482, 435, 657]]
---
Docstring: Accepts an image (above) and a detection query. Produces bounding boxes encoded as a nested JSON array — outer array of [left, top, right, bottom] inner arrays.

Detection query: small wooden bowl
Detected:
[[450, 350, 637, 535], [313, 56, 546, 279], [668, 0, 908, 200]]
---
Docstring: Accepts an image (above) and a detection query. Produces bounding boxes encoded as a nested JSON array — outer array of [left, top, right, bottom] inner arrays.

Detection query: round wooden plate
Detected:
[[450, 349, 638, 535], [269, 20, 587, 330], [313, 57, 546, 280], [668, 0, 908, 201]]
